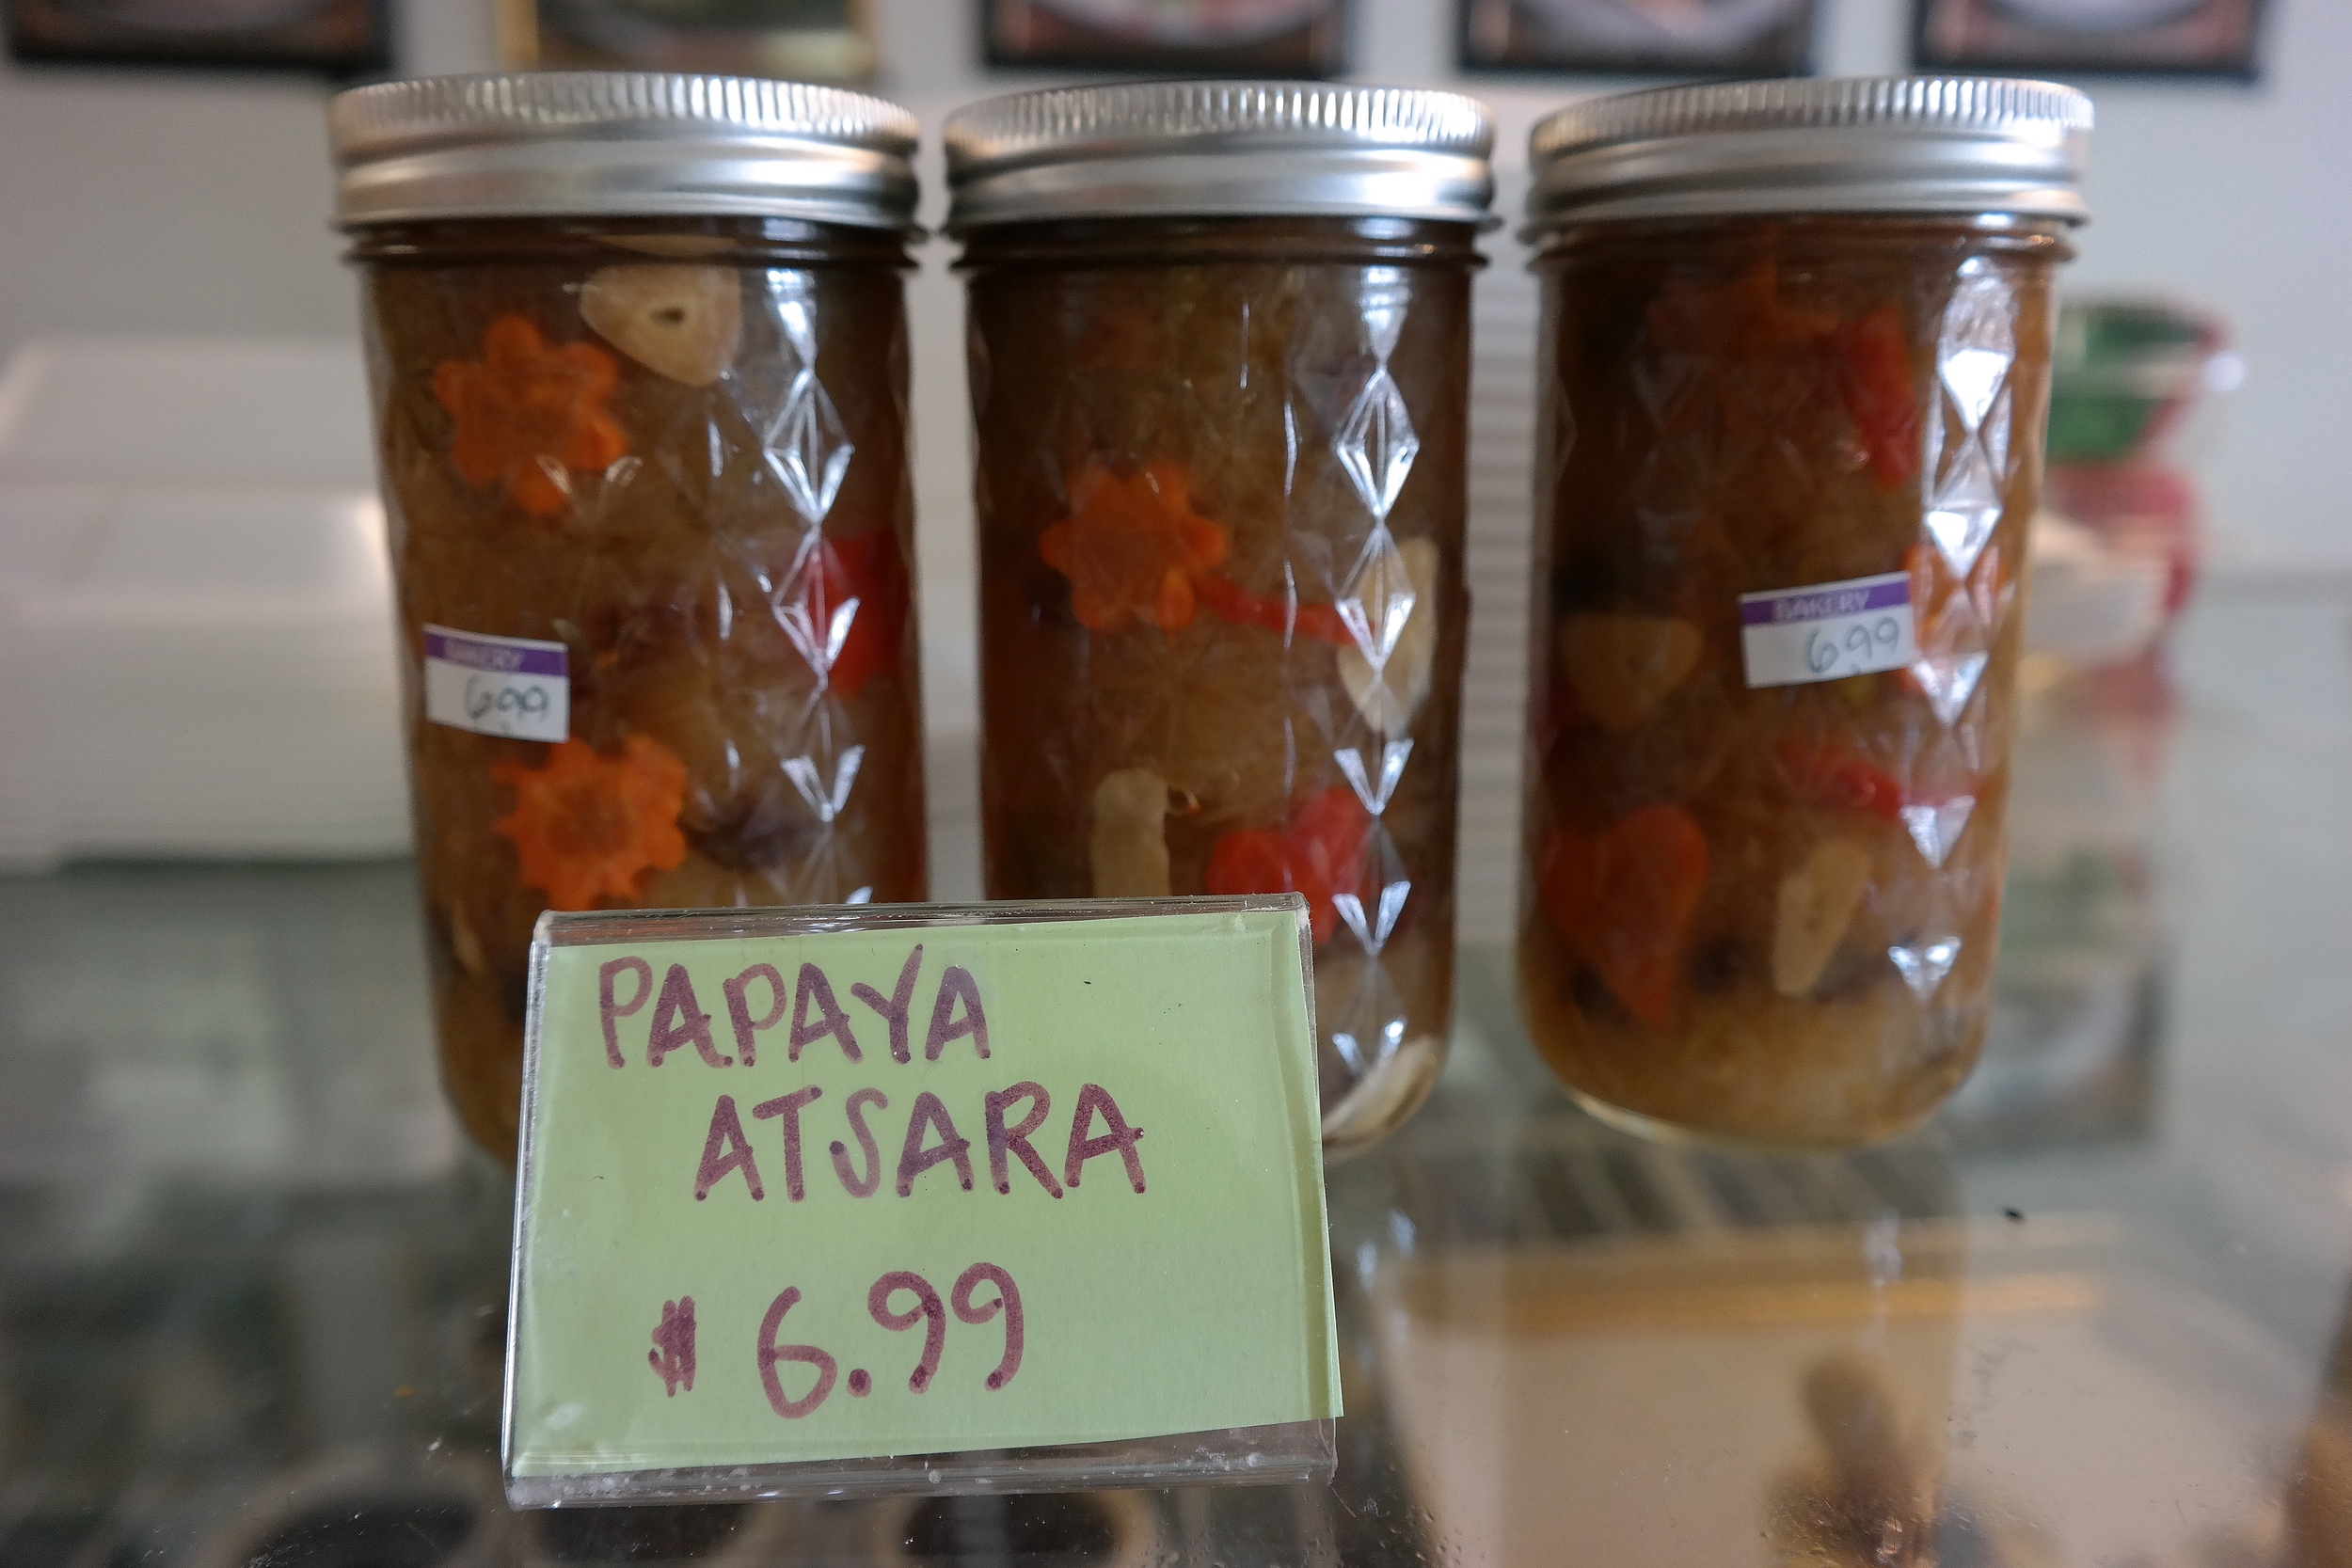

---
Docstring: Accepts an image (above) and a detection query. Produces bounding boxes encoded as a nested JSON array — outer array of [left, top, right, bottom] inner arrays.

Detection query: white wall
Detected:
[[0, 0, 493, 356], [1349, 0, 2352, 568], [0, 0, 2342, 556]]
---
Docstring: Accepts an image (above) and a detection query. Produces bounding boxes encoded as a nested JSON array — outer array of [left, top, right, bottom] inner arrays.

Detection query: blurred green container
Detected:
[[2045, 299, 2227, 464]]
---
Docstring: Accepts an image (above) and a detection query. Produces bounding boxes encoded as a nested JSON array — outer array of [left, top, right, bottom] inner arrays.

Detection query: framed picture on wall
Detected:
[[504, 0, 874, 82], [983, 0, 1349, 76], [1458, 0, 1816, 77], [4, 0, 387, 72], [1913, 0, 2265, 80]]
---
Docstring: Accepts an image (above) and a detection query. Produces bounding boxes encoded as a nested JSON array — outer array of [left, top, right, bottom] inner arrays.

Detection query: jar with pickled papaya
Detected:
[[945, 84, 1494, 1152], [1517, 78, 2091, 1147], [330, 73, 928, 1158]]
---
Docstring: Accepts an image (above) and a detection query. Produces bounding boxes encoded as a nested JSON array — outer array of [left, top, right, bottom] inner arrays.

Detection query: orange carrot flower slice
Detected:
[[492, 735, 689, 911], [1039, 461, 1229, 632], [433, 314, 628, 516]]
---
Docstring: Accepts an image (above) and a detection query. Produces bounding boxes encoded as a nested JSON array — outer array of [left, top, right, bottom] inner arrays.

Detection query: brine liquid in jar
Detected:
[[331, 75, 928, 1159], [1516, 79, 2090, 1148], [946, 85, 1496, 1153]]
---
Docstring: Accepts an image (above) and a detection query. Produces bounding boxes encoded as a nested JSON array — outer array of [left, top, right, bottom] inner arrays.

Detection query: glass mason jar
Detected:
[[330, 74, 928, 1158], [945, 85, 1495, 1153], [1516, 79, 2092, 1148]]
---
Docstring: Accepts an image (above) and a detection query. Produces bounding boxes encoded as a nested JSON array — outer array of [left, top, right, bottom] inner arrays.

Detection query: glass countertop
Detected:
[[3, 585, 2348, 1567]]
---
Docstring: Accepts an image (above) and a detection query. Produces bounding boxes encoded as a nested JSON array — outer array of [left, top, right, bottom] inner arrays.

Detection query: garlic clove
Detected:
[[1089, 768, 1171, 897], [580, 264, 743, 387], [1772, 837, 1873, 997], [1339, 537, 1440, 734], [448, 900, 487, 976], [1558, 613, 1702, 732]]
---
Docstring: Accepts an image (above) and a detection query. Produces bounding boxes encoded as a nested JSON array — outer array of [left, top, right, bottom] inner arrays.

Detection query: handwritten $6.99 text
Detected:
[[646, 1263, 1023, 1419]]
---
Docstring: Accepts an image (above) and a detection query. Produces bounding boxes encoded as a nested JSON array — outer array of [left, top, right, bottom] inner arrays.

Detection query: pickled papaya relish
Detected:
[[947, 83, 1494, 1152], [333, 74, 929, 1158], [1517, 79, 2090, 1146]]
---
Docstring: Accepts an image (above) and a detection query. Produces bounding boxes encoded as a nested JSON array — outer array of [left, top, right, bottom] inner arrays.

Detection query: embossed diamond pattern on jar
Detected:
[[1336, 378, 1418, 525], [785, 741, 865, 826], [749, 272, 858, 529], [1921, 270, 2018, 581], [1314, 273, 1434, 1121], [750, 275, 876, 854], [1253, 268, 1451, 1139], [1899, 796, 1976, 869], [1912, 569, 1991, 728], [1909, 267, 2022, 736], [771, 534, 856, 694], [1333, 271, 1420, 528], [1889, 937, 1962, 1001], [1336, 739, 1412, 816]]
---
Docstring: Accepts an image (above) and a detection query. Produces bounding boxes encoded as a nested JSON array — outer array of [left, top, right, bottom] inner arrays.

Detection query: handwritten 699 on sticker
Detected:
[[506, 907, 1341, 1487], [1738, 571, 1916, 689]]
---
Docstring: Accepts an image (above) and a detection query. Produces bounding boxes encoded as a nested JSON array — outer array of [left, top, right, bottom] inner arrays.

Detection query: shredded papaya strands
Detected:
[[1643, 266, 1923, 492], [434, 314, 628, 516], [492, 736, 689, 911]]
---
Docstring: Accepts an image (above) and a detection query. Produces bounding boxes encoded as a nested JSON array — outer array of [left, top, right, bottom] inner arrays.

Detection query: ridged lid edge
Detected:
[[330, 71, 919, 163], [1532, 75, 2092, 163], [946, 80, 1494, 174], [1524, 75, 2092, 231]]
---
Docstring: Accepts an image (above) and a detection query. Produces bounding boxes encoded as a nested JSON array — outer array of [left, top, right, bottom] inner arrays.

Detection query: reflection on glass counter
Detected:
[[2, 592, 2351, 1564], [1945, 653, 2178, 1150]]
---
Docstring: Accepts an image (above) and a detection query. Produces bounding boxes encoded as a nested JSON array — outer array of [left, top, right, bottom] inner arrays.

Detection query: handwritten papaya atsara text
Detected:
[[583, 942, 1143, 1423], [595, 942, 1147, 1208]]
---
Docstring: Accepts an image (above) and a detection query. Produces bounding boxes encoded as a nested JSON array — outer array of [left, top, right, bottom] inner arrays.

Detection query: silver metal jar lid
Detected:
[[1525, 75, 2091, 235], [944, 81, 1496, 230], [330, 71, 919, 230]]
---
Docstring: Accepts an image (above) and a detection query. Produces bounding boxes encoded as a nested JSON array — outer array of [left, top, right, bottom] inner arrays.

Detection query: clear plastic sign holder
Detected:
[[503, 896, 1341, 1507]]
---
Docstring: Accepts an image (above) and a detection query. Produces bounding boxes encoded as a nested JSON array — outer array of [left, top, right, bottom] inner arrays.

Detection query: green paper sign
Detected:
[[506, 901, 1342, 1482]]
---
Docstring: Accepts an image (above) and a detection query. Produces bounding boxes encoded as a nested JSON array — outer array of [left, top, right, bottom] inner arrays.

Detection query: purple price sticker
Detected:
[[422, 625, 570, 741], [424, 626, 570, 678], [1738, 571, 1916, 689], [1740, 575, 1913, 627]]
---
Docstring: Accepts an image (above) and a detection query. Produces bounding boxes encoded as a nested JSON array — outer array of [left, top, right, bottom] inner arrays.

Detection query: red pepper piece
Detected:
[[1537, 804, 1709, 1027], [1192, 572, 1353, 647], [1190, 572, 1281, 633], [1204, 827, 1308, 909], [1775, 740, 1906, 821], [1202, 785, 1372, 942], [1290, 785, 1371, 895], [798, 531, 906, 698], [1295, 603, 1352, 645], [1837, 304, 1921, 491]]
